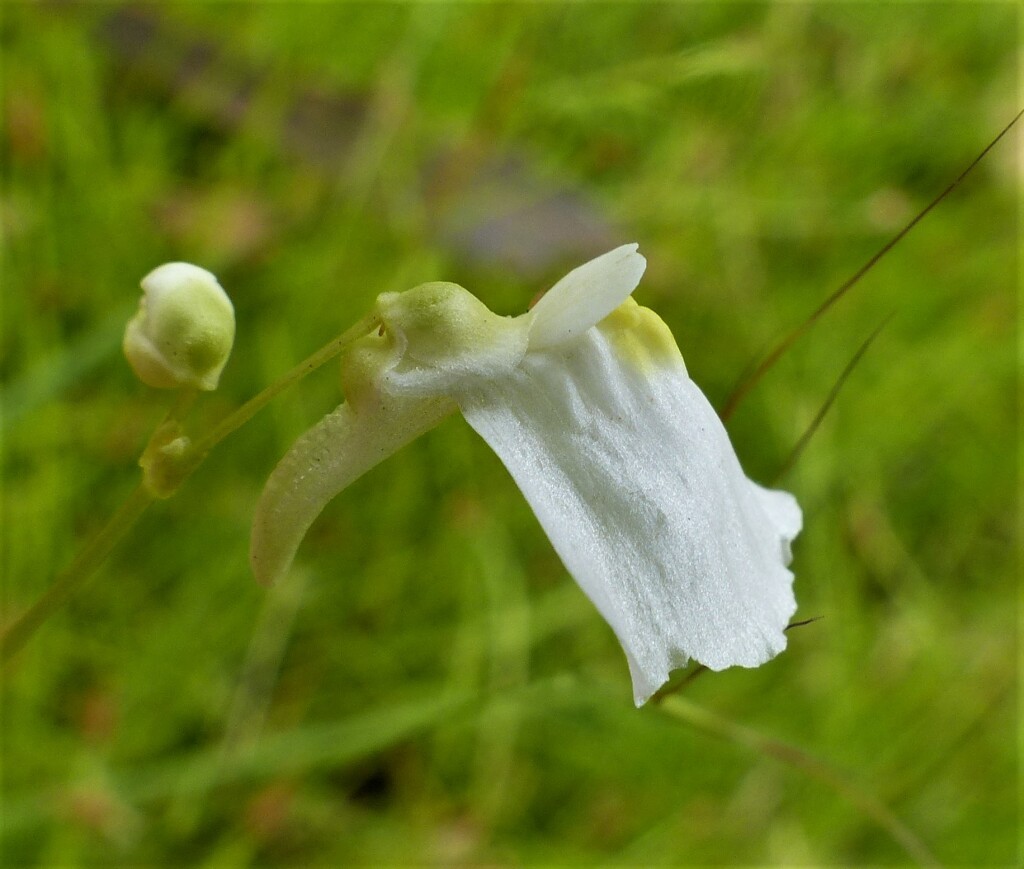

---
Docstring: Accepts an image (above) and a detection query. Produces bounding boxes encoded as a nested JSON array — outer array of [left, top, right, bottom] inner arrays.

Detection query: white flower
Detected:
[[251, 245, 801, 705], [124, 262, 235, 391]]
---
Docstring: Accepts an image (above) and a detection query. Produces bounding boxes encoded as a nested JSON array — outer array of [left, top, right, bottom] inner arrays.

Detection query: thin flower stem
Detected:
[[658, 695, 940, 867], [190, 314, 378, 458], [1, 314, 379, 668], [168, 387, 199, 422], [1, 483, 154, 666], [2, 386, 199, 664]]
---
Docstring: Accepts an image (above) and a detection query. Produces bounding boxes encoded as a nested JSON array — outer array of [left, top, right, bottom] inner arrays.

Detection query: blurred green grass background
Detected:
[[1, 2, 1019, 865]]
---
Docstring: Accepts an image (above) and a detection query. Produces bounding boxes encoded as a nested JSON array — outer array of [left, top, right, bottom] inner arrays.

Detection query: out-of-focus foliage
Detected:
[[1, 3, 1017, 865]]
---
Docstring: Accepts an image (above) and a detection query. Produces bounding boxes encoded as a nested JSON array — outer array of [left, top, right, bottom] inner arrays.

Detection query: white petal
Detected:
[[251, 395, 454, 587], [749, 483, 802, 567], [457, 313, 799, 705], [528, 244, 647, 351]]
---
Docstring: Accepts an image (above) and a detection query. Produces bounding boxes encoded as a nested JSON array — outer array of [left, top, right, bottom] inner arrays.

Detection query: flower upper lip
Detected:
[[372, 282, 532, 397]]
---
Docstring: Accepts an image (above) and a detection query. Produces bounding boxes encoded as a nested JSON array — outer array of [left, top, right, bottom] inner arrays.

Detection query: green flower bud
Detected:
[[124, 262, 235, 391]]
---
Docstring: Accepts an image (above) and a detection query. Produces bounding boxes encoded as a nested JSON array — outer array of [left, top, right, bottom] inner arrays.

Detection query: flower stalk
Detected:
[[1, 483, 154, 665], [1, 315, 379, 668]]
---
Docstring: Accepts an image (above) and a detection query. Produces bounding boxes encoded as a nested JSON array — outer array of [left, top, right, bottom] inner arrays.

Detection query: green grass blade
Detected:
[[657, 695, 940, 867]]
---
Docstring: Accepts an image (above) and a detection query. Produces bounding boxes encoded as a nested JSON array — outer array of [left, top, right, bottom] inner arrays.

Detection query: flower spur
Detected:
[[251, 245, 801, 705]]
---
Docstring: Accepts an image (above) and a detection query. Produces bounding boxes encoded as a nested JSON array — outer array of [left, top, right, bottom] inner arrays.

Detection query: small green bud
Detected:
[[124, 262, 235, 391], [138, 420, 195, 498]]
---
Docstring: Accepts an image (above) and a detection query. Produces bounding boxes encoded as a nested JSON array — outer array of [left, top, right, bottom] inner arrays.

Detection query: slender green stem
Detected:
[[190, 314, 378, 457], [1, 483, 154, 665], [168, 387, 199, 422], [658, 695, 939, 867], [1, 314, 378, 668]]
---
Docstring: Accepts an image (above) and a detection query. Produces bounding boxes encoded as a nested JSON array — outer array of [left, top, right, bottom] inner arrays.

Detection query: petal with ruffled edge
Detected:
[[457, 300, 801, 705]]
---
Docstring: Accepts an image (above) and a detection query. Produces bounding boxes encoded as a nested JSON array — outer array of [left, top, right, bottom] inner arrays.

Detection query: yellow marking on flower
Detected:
[[600, 298, 685, 375]]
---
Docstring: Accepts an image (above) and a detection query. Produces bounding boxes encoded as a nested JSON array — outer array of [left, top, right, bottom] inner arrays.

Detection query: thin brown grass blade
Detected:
[[720, 108, 1023, 422], [651, 617, 823, 703], [772, 316, 892, 483]]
